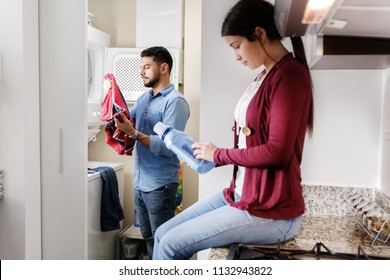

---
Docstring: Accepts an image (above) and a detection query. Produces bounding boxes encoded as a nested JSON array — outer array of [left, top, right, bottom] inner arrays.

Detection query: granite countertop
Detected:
[[208, 185, 390, 260]]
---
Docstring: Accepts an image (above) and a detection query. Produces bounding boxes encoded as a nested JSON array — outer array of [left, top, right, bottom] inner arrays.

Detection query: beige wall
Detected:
[[182, 0, 201, 210], [88, 0, 136, 47], [88, 0, 201, 227]]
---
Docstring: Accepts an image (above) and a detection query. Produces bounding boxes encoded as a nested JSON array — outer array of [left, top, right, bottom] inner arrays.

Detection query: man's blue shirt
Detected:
[[130, 84, 190, 192]]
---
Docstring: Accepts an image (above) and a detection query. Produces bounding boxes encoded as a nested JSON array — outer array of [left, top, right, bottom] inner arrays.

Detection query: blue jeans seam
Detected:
[[171, 221, 260, 258]]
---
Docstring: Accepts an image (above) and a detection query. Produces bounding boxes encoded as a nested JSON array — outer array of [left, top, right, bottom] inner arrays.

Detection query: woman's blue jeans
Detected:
[[153, 191, 303, 260]]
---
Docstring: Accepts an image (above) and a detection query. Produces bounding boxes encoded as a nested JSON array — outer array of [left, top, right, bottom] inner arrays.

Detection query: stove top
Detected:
[[227, 242, 390, 260]]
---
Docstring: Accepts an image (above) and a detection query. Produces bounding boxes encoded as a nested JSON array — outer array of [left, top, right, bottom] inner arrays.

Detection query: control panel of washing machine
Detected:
[[88, 103, 103, 124]]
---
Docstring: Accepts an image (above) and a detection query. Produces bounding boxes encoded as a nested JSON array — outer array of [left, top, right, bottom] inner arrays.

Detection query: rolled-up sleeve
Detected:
[[149, 97, 190, 157], [149, 134, 174, 157]]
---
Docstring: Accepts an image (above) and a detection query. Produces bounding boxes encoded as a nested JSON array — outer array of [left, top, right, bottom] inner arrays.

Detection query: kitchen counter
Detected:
[[208, 185, 390, 259]]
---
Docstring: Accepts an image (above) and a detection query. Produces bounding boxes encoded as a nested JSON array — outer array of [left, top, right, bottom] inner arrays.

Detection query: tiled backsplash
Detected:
[[302, 185, 390, 216], [375, 190, 390, 213]]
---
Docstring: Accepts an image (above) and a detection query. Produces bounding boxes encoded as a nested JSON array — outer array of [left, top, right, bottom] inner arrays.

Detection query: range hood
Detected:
[[274, 0, 390, 69], [304, 34, 390, 69]]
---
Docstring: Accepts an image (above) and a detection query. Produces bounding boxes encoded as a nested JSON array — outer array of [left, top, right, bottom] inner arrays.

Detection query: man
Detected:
[[114, 46, 190, 259]]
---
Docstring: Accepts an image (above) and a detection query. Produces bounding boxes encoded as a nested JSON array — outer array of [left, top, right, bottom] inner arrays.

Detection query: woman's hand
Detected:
[[192, 142, 217, 162]]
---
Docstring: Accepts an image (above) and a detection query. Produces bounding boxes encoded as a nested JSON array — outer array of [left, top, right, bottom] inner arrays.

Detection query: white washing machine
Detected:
[[87, 161, 125, 259]]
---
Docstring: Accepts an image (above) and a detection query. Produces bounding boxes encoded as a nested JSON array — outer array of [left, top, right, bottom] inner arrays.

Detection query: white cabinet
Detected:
[[136, 0, 183, 50], [381, 69, 390, 197], [136, 0, 184, 84], [39, 0, 88, 259]]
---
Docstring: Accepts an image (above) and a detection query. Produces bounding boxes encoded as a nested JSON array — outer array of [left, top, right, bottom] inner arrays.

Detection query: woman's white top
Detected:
[[233, 73, 265, 197]]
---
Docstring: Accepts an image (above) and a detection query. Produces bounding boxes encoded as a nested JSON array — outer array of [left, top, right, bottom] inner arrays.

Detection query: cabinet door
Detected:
[[39, 0, 88, 259], [381, 69, 390, 196]]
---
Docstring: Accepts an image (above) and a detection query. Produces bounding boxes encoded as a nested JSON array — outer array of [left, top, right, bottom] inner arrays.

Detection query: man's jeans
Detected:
[[134, 183, 178, 259]]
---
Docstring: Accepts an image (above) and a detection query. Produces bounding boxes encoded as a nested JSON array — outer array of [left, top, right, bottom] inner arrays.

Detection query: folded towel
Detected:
[[100, 73, 135, 155], [90, 166, 124, 232]]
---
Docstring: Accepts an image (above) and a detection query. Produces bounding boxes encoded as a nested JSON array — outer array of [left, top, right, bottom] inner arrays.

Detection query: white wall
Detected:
[[0, 0, 41, 259], [301, 70, 383, 187], [199, 0, 255, 200]]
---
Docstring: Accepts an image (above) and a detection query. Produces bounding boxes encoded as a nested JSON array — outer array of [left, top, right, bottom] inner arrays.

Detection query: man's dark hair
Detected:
[[141, 46, 173, 74]]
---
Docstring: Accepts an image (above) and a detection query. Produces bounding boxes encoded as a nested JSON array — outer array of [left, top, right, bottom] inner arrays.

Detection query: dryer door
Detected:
[[87, 25, 110, 125]]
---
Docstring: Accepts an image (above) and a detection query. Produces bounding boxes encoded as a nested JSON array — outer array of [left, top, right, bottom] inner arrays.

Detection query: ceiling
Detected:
[[320, 0, 390, 38]]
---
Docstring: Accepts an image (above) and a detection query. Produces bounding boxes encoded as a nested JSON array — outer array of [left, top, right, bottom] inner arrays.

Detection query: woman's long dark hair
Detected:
[[221, 0, 314, 135]]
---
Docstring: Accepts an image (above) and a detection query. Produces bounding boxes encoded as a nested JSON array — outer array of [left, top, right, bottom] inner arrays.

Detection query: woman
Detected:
[[153, 0, 314, 260]]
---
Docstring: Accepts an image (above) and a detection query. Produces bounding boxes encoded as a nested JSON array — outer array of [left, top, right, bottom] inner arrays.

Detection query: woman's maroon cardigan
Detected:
[[214, 53, 312, 219]]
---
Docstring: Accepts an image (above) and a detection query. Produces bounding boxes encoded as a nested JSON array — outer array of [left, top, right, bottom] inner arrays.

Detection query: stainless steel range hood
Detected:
[[304, 34, 390, 69], [274, 0, 390, 69], [274, 0, 310, 37]]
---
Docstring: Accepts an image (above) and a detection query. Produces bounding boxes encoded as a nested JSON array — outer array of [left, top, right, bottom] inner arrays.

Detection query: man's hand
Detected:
[[103, 78, 112, 93], [114, 112, 134, 136]]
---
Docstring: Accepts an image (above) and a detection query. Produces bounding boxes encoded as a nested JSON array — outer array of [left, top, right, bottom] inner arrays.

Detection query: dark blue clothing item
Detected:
[[89, 166, 124, 231]]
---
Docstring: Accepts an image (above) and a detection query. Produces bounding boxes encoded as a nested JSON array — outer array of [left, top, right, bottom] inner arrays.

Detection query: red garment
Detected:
[[214, 54, 311, 219], [100, 73, 135, 155]]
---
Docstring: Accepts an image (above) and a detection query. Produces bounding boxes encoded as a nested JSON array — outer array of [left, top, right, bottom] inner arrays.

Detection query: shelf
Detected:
[[88, 128, 101, 142], [120, 224, 143, 240]]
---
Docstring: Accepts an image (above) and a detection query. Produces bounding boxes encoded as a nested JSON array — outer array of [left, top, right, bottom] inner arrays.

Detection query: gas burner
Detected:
[[227, 242, 390, 260]]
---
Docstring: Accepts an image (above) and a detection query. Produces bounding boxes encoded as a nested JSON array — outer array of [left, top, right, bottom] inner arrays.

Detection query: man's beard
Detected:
[[143, 76, 160, 88]]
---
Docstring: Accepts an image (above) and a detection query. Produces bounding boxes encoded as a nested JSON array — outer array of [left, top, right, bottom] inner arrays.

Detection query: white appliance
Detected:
[[88, 25, 110, 127], [87, 25, 181, 126], [87, 161, 125, 260]]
